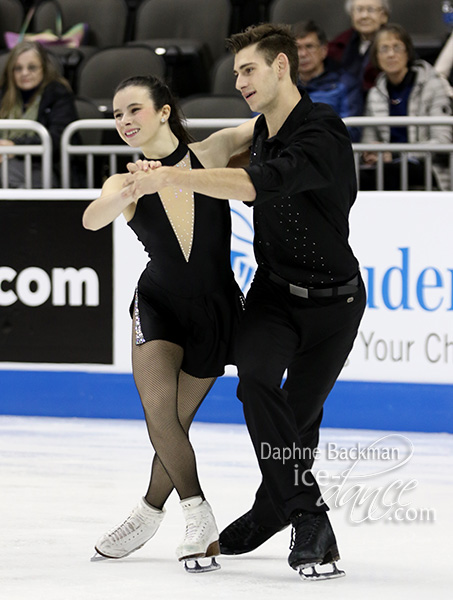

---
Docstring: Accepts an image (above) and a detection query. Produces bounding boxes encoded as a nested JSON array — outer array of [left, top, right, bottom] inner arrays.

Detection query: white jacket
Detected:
[[362, 60, 452, 190]]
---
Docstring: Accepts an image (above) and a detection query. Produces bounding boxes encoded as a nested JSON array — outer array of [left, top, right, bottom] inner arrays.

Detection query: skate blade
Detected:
[[298, 562, 345, 581], [178, 540, 220, 561], [184, 557, 221, 573], [91, 540, 148, 562], [91, 548, 128, 561], [91, 552, 109, 562]]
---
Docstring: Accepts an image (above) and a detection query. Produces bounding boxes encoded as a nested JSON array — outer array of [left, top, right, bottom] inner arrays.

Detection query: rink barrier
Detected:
[[0, 119, 52, 188], [60, 118, 246, 187], [60, 116, 453, 190], [1, 178, 453, 434], [0, 370, 451, 433], [1, 116, 453, 190]]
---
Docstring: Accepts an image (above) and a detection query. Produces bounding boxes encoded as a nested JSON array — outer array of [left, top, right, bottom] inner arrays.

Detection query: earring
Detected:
[[161, 118, 165, 123]]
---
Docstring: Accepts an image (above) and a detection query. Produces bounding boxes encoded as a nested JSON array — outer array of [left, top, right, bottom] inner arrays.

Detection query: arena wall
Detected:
[[1, 190, 452, 433]]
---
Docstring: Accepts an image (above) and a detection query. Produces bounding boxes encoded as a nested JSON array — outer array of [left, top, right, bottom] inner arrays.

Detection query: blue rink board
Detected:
[[0, 370, 452, 433]]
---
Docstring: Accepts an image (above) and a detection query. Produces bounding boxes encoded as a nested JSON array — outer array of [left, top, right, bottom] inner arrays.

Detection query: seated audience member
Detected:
[[361, 24, 452, 191], [328, 0, 390, 97], [294, 20, 363, 141], [0, 41, 79, 188]]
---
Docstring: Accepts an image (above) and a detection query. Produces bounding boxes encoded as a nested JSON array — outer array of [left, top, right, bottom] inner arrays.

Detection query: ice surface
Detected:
[[0, 416, 451, 600]]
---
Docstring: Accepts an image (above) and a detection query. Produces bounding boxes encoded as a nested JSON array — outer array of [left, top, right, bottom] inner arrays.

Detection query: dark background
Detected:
[[0, 200, 113, 363]]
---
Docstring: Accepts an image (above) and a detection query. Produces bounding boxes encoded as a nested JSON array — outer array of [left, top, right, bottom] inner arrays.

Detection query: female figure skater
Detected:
[[83, 75, 253, 571]]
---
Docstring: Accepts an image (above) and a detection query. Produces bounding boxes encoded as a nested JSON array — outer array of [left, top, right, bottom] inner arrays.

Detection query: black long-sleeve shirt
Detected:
[[243, 91, 360, 287]]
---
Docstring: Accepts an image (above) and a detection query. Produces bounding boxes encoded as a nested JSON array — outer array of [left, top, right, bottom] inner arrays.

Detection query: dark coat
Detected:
[[328, 28, 381, 93]]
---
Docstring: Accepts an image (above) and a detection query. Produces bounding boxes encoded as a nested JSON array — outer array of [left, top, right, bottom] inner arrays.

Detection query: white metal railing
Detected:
[[61, 120, 141, 189], [345, 116, 453, 192], [60, 116, 453, 190], [0, 120, 52, 189], [60, 118, 248, 188]]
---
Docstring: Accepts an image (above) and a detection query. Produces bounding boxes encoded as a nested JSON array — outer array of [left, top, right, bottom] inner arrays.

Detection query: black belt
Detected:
[[268, 272, 359, 298]]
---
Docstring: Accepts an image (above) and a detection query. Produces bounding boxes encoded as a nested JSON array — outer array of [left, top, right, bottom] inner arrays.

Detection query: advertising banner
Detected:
[[229, 192, 453, 385], [347, 192, 453, 384], [0, 197, 113, 364], [1, 191, 452, 431]]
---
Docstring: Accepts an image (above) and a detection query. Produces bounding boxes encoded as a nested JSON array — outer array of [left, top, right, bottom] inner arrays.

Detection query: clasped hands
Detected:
[[122, 159, 165, 199]]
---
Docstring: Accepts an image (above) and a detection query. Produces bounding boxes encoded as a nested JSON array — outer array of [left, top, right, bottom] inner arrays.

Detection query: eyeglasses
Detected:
[[352, 5, 383, 14], [13, 64, 42, 73], [296, 43, 322, 54], [377, 44, 407, 55]]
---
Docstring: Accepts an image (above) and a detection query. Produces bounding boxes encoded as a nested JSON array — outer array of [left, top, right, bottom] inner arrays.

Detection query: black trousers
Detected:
[[235, 268, 366, 524]]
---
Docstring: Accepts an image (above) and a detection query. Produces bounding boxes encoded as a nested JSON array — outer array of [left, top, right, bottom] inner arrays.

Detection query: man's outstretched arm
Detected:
[[122, 164, 256, 203]]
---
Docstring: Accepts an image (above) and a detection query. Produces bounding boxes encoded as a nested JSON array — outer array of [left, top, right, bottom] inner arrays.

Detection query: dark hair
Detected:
[[292, 20, 328, 46], [226, 23, 299, 85], [370, 23, 415, 69], [114, 75, 193, 144]]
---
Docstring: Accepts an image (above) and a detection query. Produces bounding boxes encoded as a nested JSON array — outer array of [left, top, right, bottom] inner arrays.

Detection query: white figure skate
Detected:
[[92, 497, 165, 560], [176, 496, 221, 573]]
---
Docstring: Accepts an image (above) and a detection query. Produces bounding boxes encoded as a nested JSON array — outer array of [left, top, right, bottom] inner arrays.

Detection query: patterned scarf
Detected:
[[2, 90, 42, 140]]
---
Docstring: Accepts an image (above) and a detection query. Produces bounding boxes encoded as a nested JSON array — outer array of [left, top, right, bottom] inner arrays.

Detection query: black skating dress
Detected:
[[127, 141, 244, 378]]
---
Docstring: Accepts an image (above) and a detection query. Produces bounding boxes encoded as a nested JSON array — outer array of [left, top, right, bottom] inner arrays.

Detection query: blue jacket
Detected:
[[298, 69, 363, 142]]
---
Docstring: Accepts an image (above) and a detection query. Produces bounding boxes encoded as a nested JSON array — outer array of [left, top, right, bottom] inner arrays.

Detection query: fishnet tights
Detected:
[[132, 331, 215, 510]]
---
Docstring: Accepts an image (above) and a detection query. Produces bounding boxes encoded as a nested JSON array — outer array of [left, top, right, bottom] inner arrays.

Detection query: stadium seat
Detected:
[[211, 54, 239, 96], [181, 94, 252, 140], [32, 0, 130, 88], [0, 0, 24, 50], [76, 46, 166, 113], [390, 0, 447, 62], [269, 0, 350, 40], [131, 0, 231, 96]]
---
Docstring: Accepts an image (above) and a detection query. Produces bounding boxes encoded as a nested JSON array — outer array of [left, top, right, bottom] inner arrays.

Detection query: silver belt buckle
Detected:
[[289, 283, 309, 298]]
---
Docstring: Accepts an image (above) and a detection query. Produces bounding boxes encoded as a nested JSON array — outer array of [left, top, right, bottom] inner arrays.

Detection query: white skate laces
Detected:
[[176, 495, 221, 573], [92, 497, 165, 560]]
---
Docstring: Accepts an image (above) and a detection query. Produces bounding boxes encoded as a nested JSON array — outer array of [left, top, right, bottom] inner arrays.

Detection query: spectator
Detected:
[[328, 0, 390, 96], [0, 41, 79, 188], [361, 23, 452, 191], [294, 20, 363, 141]]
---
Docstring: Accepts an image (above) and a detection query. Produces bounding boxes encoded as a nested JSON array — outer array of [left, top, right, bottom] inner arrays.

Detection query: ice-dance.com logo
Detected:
[[263, 434, 436, 524], [312, 435, 435, 524]]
